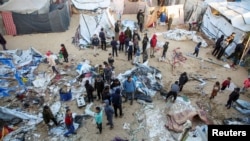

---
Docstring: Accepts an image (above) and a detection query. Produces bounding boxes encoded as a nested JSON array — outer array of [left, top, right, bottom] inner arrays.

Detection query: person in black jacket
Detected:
[[99, 28, 106, 50], [179, 72, 188, 92], [225, 87, 240, 109], [111, 88, 123, 118], [0, 33, 7, 50], [85, 80, 95, 103], [94, 76, 105, 101], [212, 35, 224, 56]]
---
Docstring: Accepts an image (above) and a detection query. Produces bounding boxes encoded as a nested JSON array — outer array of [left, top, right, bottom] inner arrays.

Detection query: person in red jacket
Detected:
[[150, 34, 157, 58], [64, 109, 76, 137], [220, 77, 231, 93], [119, 32, 125, 52]]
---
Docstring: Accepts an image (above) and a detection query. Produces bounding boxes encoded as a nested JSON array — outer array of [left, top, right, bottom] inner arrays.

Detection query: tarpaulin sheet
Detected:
[[1, 11, 17, 35]]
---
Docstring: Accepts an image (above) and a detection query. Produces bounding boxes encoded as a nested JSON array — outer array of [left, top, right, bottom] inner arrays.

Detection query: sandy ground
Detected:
[[2, 12, 250, 141]]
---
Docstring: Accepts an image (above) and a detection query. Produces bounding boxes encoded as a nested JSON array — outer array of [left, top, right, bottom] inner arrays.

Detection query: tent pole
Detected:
[[239, 35, 250, 65]]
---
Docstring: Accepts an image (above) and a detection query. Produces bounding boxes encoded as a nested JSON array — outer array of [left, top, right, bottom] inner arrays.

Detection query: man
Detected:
[[92, 34, 100, 57], [110, 36, 118, 57], [137, 9, 142, 25], [42, 105, 58, 129], [167, 16, 173, 30], [142, 33, 149, 53], [150, 34, 157, 58], [99, 28, 106, 50], [104, 100, 114, 129], [179, 72, 188, 92], [225, 87, 240, 109], [114, 20, 120, 40], [0, 33, 7, 50], [123, 76, 136, 105], [138, 11, 144, 32], [111, 88, 123, 118], [166, 81, 180, 102]]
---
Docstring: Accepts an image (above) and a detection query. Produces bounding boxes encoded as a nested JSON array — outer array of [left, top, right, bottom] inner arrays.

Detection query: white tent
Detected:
[[71, 0, 111, 10], [201, 0, 250, 56], [0, 0, 50, 14], [79, 8, 115, 45]]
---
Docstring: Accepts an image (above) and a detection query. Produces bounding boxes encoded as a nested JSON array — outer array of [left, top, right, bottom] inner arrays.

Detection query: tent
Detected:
[[201, 0, 250, 57], [0, 0, 71, 35], [71, 0, 111, 10], [74, 8, 115, 47]]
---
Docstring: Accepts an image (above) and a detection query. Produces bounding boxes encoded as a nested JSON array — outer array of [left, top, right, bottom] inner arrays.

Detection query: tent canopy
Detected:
[[71, 0, 110, 10], [208, 0, 250, 32], [0, 0, 50, 14]]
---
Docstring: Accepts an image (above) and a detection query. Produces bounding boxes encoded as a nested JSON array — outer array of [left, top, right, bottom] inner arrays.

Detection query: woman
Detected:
[[60, 44, 69, 62]]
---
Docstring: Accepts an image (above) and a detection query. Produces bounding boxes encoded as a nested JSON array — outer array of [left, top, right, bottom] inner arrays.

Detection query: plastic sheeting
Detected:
[[71, 0, 111, 10], [0, 48, 44, 97], [162, 29, 208, 47]]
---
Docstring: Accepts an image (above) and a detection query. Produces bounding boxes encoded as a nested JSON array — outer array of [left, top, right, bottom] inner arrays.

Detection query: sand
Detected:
[[2, 13, 250, 141]]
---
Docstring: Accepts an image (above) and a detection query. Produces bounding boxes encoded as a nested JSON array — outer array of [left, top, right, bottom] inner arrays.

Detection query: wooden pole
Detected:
[[239, 35, 250, 65]]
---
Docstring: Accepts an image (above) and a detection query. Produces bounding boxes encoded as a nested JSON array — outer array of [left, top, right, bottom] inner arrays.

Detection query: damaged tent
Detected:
[[73, 7, 115, 47], [0, 0, 71, 35], [0, 48, 44, 97]]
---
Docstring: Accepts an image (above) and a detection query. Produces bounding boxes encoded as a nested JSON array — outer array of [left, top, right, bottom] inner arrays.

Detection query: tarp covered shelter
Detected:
[[0, 0, 71, 35], [71, 0, 111, 11], [201, 0, 250, 56]]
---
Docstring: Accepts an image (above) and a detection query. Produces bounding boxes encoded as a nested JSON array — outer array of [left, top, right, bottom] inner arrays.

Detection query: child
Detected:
[[60, 44, 69, 62], [193, 42, 201, 57], [95, 106, 103, 134], [221, 77, 231, 92], [104, 100, 114, 129], [210, 81, 220, 99], [142, 50, 148, 63], [64, 109, 76, 137]]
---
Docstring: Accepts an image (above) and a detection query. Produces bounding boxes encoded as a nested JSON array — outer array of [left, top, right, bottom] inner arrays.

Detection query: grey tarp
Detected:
[[12, 12, 51, 34], [49, 3, 70, 32], [10, 3, 70, 35]]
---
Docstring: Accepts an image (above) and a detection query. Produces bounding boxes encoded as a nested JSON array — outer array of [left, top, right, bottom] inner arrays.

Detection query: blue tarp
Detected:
[[0, 48, 44, 97]]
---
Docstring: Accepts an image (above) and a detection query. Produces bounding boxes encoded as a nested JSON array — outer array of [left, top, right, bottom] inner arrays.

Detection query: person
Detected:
[[111, 88, 123, 118], [142, 33, 149, 53], [228, 32, 236, 45], [241, 76, 250, 93], [124, 27, 132, 39], [114, 20, 120, 41], [225, 87, 240, 109], [103, 61, 112, 84], [108, 53, 115, 69], [124, 36, 130, 55], [142, 50, 148, 63], [179, 72, 188, 92], [220, 77, 231, 92], [92, 34, 100, 57], [64, 109, 76, 137], [167, 16, 173, 30], [110, 36, 118, 57], [59, 84, 72, 101], [110, 78, 121, 94], [138, 11, 144, 32], [127, 40, 133, 61], [97, 64, 104, 81], [227, 41, 244, 59], [119, 32, 125, 52], [94, 106, 103, 134], [160, 41, 169, 62], [137, 9, 142, 25], [59, 44, 68, 62], [166, 81, 180, 102], [193, 42, 202, 57], [123, 76, 136, 105], [0, 33, 7, 50], [212, 35, 224, 56], [217, 37, 229, 60], [99, 28, 106, 50], [94, 75, 105, 101], [104, 99, 114, 129], [47, 52, 59, 74], [132, 30, 140, 55], [102, 85, 111, 103], [133, 46, 141, 64], [85, 80, 95, 103], [150, 34, 157, 58], [209, 81, 220, 99], [42, 105, 58, 128]]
